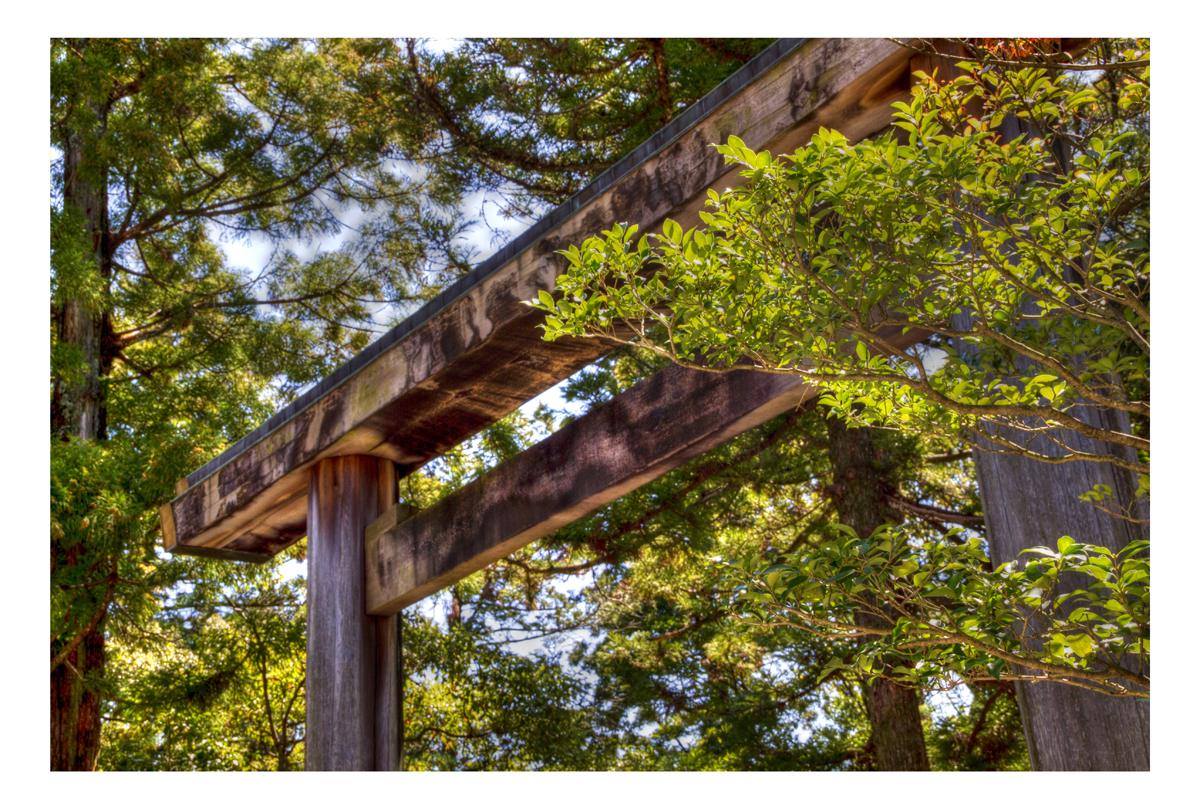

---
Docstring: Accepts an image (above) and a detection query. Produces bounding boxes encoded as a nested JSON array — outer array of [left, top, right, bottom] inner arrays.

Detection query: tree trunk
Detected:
[[969, 411, 1150, 770], [50, 80, 114, 770], [944, 103, 1151, 771], [50, 612, 105, 770], [53, 103, 113, 442], [825, 415, 930, 771], [947, 278, 1151, 769], [946, 248, 1149, 769]]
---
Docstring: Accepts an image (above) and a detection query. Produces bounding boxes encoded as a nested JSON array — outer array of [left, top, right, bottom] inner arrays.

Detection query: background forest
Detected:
[[49, 37, 1149, 771]]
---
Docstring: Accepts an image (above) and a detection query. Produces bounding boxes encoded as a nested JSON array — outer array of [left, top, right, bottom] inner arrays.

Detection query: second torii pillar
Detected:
[[306, 455, 403, 771]]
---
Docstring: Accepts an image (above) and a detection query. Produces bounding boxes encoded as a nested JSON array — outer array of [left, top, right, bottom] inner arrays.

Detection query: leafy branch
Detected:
[[720, 525, 1148, 698]]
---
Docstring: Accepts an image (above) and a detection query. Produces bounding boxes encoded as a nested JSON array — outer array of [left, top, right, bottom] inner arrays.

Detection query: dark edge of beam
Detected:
[[365, 365, 817, 615], [183, 38, 809, 491], [168, 543, 273, 564]]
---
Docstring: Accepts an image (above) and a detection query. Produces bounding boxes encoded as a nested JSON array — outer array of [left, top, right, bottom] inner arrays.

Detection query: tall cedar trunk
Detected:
[[966, 408, 1150, 770], [942, 67, 1151, 769], [825, 415, 930, 771], [51, 78, 113, 770], [53, 84, 114, 441]]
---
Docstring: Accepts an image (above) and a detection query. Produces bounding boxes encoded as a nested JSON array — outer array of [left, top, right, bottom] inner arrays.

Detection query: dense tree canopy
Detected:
[[52, 37, 1144, 771], [535, 39, 1150, 700]]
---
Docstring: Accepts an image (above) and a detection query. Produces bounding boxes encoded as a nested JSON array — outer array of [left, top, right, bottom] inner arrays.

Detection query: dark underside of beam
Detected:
[[365, 365, 818, 615]]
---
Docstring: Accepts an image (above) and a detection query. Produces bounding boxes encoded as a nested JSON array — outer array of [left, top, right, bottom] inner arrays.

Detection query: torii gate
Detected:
[[157, 38, 1146, 771]]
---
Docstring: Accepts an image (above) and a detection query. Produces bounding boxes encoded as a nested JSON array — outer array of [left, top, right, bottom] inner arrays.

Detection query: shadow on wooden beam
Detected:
[[365, 366, 818, 615]]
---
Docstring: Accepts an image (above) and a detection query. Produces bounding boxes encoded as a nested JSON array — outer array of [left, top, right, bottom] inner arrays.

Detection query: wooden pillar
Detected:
[[970, 415, 1150, 771], [306, 455, 402, 771], [375, 611, 404, 771], [914, 38, 1149, 771]]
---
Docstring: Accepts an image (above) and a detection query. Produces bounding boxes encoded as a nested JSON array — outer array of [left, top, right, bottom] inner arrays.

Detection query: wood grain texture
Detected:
[[373, 613, 403, 771], [971, 410, 1150, 771], [305, 456, 399, 771], [162, 38, 914, 561], [369, 504, 412, 770], [365, 366, 820, 615], [926, 41, 1150, 767], [158, 502, 176, 550]]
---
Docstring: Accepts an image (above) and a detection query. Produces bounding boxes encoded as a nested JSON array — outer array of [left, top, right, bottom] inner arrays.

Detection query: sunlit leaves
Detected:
[[533, 42, 1150, 481], [721, 525, 1149, 699]]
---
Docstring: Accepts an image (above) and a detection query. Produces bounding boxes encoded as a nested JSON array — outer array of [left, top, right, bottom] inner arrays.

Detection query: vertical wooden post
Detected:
[[306, 455, 400, 770], [917, 39, 1149, 771], [970, 418, 1150, 771], [374, 612, 403, 771]]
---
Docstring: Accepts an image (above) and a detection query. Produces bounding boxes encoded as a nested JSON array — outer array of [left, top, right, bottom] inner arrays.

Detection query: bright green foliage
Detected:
[[99, 556, 308, 770], [533, 40, 1151, 705], [536, 42, 1150, 481], [721, 525, 1149, 698]]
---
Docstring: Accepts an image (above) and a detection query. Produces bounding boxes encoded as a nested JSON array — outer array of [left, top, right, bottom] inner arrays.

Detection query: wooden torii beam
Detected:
[[366, 367, 819, 616], [158, 38, 918, 771], [158, 38, 912, 563]]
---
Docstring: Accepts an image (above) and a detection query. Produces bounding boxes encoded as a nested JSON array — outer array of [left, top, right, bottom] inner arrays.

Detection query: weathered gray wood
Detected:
[[305, 455, 399, 771], [925, 37, 1149, 768], [373, 614, 403, 771], [366, 366, 819, 616], [162, 38, 915, 562], [971, 410, 1150, 771], [371, 502, 413, 771]]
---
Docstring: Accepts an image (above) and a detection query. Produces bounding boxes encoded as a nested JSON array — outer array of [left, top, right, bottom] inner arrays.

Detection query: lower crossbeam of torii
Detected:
[[157, 38, 1147, 771]]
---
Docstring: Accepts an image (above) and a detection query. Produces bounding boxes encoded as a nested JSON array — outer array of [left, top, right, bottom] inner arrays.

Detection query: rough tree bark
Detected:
[[50, 75, 116, 770], [945, 207, 1151, 769], [969, 414, 1150, 770], [826, 415, 930, 771]]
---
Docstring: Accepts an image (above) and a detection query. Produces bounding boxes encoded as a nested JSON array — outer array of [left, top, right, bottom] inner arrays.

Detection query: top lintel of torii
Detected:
[[159, 38, 919, 562]]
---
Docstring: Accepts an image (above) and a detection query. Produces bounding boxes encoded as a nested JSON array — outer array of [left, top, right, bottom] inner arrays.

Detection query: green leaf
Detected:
[[1064, 633, 1095, 658]]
